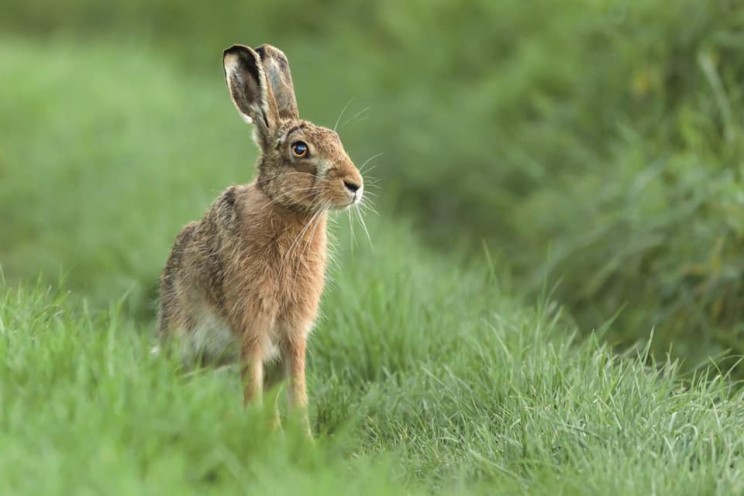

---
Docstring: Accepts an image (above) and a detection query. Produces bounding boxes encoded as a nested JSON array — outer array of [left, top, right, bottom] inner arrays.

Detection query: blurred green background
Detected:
[[1, 0, 743, 370]]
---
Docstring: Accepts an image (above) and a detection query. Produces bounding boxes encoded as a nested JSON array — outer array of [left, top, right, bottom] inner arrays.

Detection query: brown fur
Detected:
[[157, 44, 363, 434]]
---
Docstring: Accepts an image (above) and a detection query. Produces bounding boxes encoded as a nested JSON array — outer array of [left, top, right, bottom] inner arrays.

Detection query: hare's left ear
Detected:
[[255, 44, 299, 120], [223, 44, 279, 147]]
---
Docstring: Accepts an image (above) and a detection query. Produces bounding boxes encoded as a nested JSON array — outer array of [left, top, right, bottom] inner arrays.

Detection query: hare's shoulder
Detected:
[[200, 183, 259, 234]]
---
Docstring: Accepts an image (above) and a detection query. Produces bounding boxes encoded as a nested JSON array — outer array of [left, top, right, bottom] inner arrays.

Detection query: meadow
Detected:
[[2, 0, 744, 493]]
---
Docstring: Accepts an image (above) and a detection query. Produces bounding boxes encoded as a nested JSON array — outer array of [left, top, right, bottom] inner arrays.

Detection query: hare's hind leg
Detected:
[[157, 221, 198, 358], [159, 304, 239, 369], [159, 281, 238, 368]]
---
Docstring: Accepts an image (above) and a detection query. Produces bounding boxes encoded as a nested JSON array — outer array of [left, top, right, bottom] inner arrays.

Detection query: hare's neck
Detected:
[[256, 178, 320, 217], [286, 209, 328, 238], [262, 196, 328, 238], [276, 207, 328, 262]]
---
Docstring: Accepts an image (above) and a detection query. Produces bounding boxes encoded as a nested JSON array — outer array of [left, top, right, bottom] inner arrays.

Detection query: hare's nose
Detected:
[[343, 180, 361, 194]]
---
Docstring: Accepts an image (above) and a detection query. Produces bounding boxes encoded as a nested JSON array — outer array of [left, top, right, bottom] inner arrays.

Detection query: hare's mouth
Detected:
[[331, 197, 359, 211], [343, 190, 363, 209]]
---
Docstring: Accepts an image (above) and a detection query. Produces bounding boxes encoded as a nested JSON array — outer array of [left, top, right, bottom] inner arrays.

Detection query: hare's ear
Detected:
[[255, 44, 299, 120], [223, 45, 278, 145]]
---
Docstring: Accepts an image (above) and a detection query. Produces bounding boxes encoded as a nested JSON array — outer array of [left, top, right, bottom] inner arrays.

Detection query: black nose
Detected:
[[343, 180, 361, 194]]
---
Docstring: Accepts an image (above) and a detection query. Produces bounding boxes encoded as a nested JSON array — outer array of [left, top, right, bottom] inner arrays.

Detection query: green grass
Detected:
[[2, 30, 744, 495], [4, 238, 744, 494], [0, 286, 408, 496]]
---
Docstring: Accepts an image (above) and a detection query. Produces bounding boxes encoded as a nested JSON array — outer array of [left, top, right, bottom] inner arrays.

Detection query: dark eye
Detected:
[[291, 141, 309, 158]]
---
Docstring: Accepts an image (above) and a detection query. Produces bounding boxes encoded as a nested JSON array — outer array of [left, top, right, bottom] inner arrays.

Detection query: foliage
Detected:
[[5, 0, 742, 367]]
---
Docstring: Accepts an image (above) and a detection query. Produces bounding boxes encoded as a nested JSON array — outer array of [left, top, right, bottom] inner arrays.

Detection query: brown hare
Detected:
[[157, 44, 363, 433]]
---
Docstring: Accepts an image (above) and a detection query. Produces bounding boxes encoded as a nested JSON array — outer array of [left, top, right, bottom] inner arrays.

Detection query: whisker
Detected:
[[285, 207, 323, 264], [359, 200, 379, 216], [354, 205, 373, 247], [334, 98, 355, 132], [359, 153, 384, 172], [298, 201, 329, 262], [341, 106, 370, 130], [361, 163, 381, 176], [255, 187, 320, 214], [348, 115, 369, 127], [346, 208, 356, 254]]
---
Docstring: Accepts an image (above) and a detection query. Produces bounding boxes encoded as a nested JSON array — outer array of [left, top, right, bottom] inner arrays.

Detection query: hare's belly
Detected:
[[175, 306, 237, 366], [191, 308, 237, 358], [185, 305, 282, 365]]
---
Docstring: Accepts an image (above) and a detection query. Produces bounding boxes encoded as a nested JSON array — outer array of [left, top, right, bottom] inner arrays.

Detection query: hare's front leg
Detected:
[[279, 323, 312, 435], [284, 337, 308, 410], [240, 339, 264, 406], [236, 314, 272, 406]]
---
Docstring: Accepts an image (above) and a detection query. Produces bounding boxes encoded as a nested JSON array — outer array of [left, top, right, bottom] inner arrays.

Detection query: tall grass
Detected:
[[3, 236, 744, 493]]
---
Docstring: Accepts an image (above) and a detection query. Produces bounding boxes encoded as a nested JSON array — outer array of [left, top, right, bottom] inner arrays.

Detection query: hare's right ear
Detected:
[[255, 44, 299, 120], [223, 45, 278, 146]]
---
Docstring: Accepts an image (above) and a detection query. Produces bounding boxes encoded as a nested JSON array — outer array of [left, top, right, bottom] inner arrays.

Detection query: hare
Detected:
[[157, 44, 363, 433]]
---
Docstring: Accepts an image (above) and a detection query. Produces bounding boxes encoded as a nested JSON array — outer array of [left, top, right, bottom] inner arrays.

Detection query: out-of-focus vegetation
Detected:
[[3, 0, 743, 368], [3, 1, 744, 493]]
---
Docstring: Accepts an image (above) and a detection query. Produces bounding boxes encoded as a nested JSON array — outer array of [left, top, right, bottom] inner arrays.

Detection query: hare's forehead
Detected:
[[311, 127, 343, 146], [278, 122, 343, 150]]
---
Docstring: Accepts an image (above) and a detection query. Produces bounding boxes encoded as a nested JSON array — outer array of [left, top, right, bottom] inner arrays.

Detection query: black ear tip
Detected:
[[223, 44, 241, 57], [255, 43, 280, 57], [223, 44, 257, 63]]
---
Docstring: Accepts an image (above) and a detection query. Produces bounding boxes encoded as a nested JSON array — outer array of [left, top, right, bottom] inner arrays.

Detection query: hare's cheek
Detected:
[[294, 161, 317, 175], [288, 176, 316, 204], [314, 160, 333, 179]]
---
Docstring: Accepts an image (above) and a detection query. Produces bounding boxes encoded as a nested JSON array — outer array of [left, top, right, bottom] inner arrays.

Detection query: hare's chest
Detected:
[[273, 247, 328, 312], [242, 235, 327, 312]]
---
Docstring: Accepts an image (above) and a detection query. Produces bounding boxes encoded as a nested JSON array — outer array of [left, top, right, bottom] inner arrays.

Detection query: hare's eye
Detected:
[[291, 141, 309, 158]]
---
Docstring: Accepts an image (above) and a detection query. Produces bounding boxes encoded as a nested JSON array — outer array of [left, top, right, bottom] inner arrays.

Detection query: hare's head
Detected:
[[223, 44, 363, 212]]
